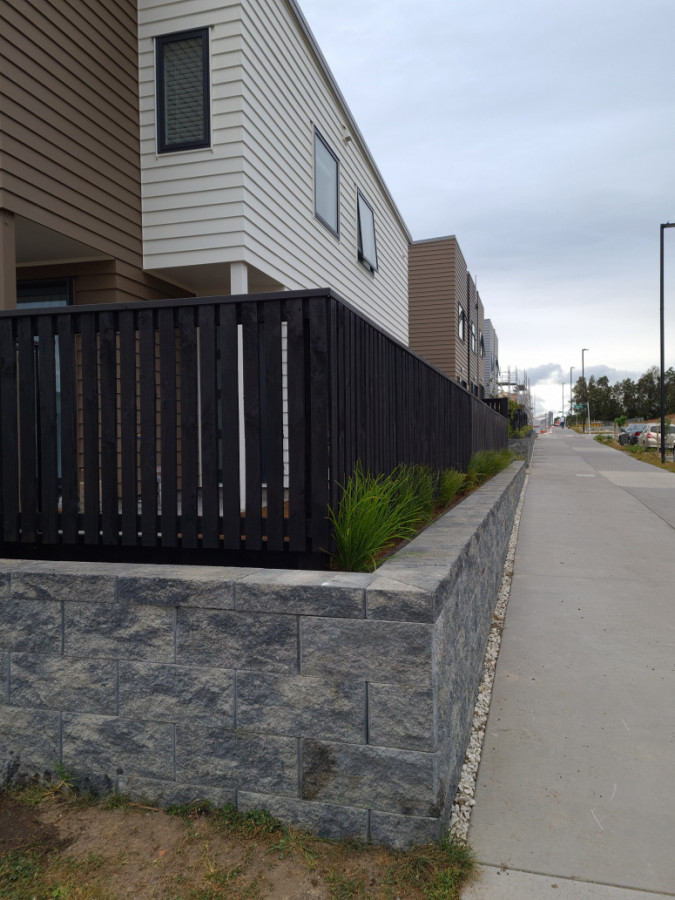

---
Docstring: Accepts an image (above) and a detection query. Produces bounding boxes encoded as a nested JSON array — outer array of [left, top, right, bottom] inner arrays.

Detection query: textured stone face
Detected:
[[300, 618, 432, 683], [236, 671, 365, 742], [301, 739, 437, 817], [367, 681, 435, 751], [176, 608, 299, 672], [63, 602, 174, 662], [175, 725, 298, 795], [118, 662, 234, 724], [0, 598, 62, 654], [9, 654, 117, 716]]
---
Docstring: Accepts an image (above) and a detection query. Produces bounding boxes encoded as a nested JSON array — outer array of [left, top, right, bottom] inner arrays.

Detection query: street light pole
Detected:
[[570, 366, 575, 419], [660, 225, 675, 463], [582, 348, 589, 433]]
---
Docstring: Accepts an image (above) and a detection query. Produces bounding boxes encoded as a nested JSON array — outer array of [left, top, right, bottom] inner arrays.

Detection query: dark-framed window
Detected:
[[17, 277, 73, 308], [314, 129, 339, 236], [156, 28, 210, 153], [458, 305, 466, 341], [357, 190, 378, 272], [470, 323, 477, 354]]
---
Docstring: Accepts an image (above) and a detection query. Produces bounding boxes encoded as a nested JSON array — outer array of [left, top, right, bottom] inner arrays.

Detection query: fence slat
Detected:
[[17, 318, 37, 542], [217, 302, 240, 549], [158, 307, 178, 548], [36, 316, 58, 543], [198, 305, 220, 549], [308, 299, 329, 552], [56, 315, 78, 544], [178, 306, 198, 549], [242, 303, 262, 549], [138, 308, 158, 547], [99, 311, 118, 544], [0, 319, 19, 542], [119, 310, 138, 545], [285, 298, 306, 552], [263, 301, 284, 551]]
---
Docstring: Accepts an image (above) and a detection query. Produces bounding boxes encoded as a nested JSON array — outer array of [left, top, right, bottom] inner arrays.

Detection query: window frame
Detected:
[[17, 277, 73, 308], [470, 322, 477, 354], [314, 129, 340, 237], [458, 305, 466, 341], [156, 27, 211, 154], [356, 190, 378, 273]]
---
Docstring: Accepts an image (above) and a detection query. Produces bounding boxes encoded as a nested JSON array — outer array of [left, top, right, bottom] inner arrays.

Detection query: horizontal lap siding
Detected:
[[240, 0, 408, 342], [0, 0, 143, 266], [139, 1, 248, 274], [138, 0, 409, 344]]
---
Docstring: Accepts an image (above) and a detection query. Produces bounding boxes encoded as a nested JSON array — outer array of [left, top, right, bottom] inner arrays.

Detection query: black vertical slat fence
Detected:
[[0, 290, 507, 566]]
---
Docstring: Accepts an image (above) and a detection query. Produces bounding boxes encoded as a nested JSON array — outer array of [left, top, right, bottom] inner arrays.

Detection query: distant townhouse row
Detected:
[[0, 0, 499, 396]]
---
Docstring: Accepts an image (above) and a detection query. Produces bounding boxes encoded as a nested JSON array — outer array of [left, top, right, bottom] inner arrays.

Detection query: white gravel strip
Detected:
[[449, 467, 530, 843]]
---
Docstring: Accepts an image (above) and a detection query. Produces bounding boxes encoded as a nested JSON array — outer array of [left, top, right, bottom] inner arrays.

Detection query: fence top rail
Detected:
[[0, 287, 502, 419]]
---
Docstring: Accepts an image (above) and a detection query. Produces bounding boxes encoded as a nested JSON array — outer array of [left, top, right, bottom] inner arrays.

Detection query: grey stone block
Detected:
[[118, 661, 234, 723], [117, 775, 236, 809], [238, 791, 369, 842], [11, 572, 115, 604], [0, 598, 62, 653], [236, 671, 365, 742], [117, 567, 238, 609], [369, 810, 441, 849], [63, 601, 174, 661], [0, 706, 61, 785], [176, 609, 298, 672], [0, 572, 9, 598], [301, 739, 436, 817], [235, 570, 371, 618], [368, 682, 434, 751], [301, 619, 432, 683], [175, 724, 298, 795], [62, 713, 174, 784], [10, 654, 117, 715], [0, 652, 6, 702]]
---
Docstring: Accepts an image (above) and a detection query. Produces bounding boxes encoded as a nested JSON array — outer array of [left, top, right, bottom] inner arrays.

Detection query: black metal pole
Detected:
[[659, 225, 674, 463]]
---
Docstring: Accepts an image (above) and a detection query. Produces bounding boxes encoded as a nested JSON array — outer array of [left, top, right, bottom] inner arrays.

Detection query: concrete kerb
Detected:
[[0, 460, 526, 848]]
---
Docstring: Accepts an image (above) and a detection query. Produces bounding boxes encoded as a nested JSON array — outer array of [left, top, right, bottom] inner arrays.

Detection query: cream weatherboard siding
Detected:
[[138, 0, 410, 343]]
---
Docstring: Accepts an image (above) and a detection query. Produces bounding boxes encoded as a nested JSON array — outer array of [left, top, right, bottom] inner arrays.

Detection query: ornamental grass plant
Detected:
[[328, 450, 514, 572]]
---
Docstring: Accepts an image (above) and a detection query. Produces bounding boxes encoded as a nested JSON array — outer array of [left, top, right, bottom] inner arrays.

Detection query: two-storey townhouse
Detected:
[[1, 0, 411, 343], [408, 235, 486, 395]]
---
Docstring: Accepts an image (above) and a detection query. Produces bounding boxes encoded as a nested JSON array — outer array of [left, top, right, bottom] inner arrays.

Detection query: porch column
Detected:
[[230, 261, 248, 295], [0, 210, 17, 309]]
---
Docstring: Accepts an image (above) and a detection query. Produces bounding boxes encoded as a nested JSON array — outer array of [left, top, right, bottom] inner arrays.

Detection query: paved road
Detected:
[[463, 428, 675, 899]]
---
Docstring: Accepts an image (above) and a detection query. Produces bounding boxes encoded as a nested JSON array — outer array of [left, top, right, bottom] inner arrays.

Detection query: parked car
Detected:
[[637, 423, 675, 448], [618, 423, 647, 445], [664, 425, 675, 451]]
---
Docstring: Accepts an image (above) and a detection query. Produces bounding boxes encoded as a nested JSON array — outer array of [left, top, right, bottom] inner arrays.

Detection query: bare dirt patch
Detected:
[[0, 791, 475, 899]]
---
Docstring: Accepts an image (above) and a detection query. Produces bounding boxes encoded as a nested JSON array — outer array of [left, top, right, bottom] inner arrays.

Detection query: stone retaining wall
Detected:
[[0, 461, 525, 848]]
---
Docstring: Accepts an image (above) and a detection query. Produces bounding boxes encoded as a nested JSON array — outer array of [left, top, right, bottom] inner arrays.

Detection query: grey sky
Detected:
[[298, 0, 675, 414]]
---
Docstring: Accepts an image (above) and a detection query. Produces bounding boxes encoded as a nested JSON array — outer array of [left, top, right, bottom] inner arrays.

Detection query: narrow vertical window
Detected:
[[157, 28, 210, 153], [471, 323, 477, 353], [458, 305, 466, 341], [314, 130, 339, 235], [357, 191, 378, 272]]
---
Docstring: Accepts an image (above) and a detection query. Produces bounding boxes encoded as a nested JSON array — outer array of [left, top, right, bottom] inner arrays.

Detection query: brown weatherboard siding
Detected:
[[0, 0, 142, 268], [18, 262, 190, 307], [409, 238, 469, 382]]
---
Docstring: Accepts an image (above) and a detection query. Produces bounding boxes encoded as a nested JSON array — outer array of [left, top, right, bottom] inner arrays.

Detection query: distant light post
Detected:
[[570, 366, 575, 418], [659, 224, 674, 463], [582, 348, 589, 433]]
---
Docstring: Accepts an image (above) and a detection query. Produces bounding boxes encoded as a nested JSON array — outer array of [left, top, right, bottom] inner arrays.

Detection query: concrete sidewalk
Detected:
[[462, 428, 675, 899]]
